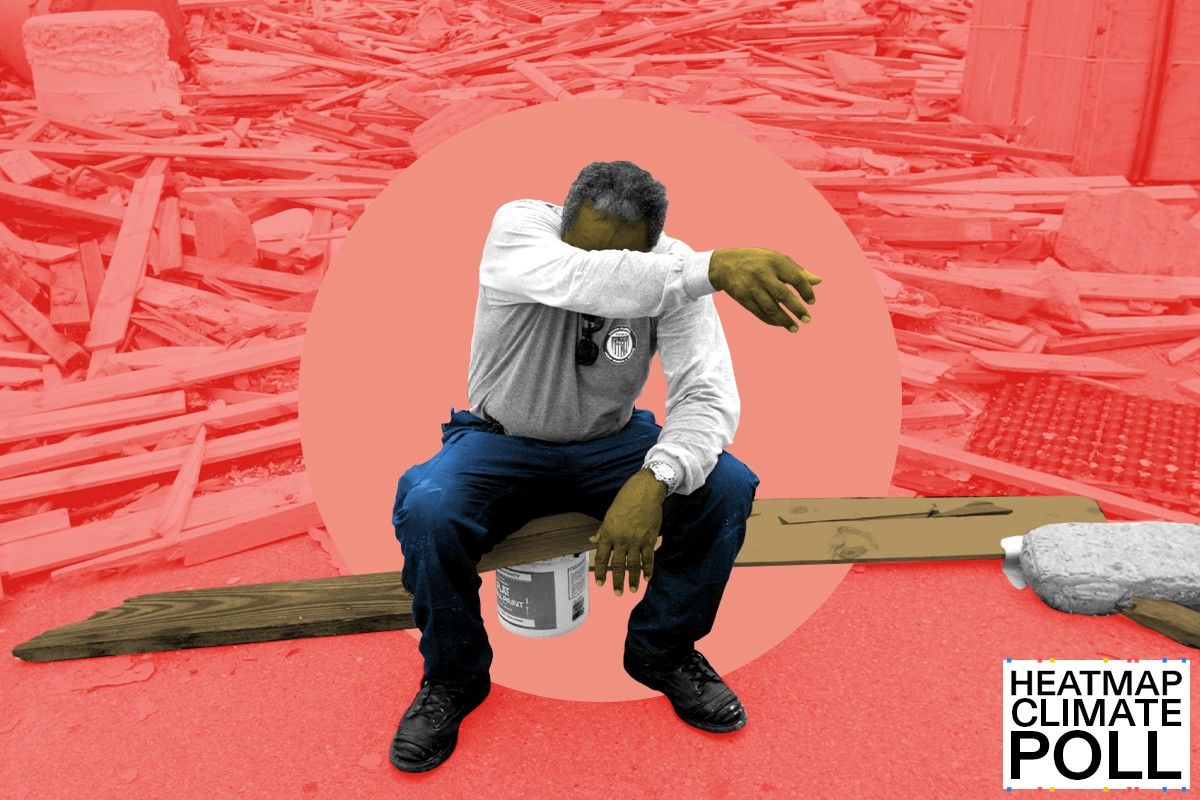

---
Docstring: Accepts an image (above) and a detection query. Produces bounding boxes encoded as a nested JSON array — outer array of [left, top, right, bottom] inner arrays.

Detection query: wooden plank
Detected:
[[10, 494, 1106, 661], [110, 346, 221, 368], [85, 173, 165, 350], [1166, 336, 1200, 365], [0, 335, 301, 416], [181, 257, 321, 294], [0, 366, 41, 386], [48, 258, 91, 330], [0, 221, 76, 263], [897, 434, 1200, 523], [0, 149, 52, 184], [0, 391, 295, 479], [0, 179, 125, 224], [1178, 378, 1200, 403], [846, 215, 1022, 245], [969, 350, 1146, 378], [0, 283, 87, 370], [1045, 330, 1196, 355], [1, 472, 311, 581], [0, 508, 70, 547], [86, 142, 350, 163], [156, 197, 183, 273], [78, 239, 105, 312], [0, 418, 298, 507], [1080, 311, 1200, 336], [0, 389, 183, 447], [136, 277, 303, 328], [1119, 597, 1200, 649], [61, 497, 321, 575], [901, 401, 967, 425], [151, 427, 207, 538]]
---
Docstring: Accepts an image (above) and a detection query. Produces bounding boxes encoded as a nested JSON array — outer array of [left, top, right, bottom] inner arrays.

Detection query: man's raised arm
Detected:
[[479, 199, 715, 318], [641, 260, 739, 498]]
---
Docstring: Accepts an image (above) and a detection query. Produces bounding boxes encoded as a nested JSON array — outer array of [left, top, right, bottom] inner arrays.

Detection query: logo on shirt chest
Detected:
[[603, 326, 636, 364]]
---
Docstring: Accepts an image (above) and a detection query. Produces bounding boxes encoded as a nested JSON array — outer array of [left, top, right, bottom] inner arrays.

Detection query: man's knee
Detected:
[[394, 480, 471, 557], [706, 452, 760, 513]]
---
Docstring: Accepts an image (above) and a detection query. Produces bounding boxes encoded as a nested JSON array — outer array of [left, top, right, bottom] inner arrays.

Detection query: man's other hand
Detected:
[[709, 247, 822, 332], [590, 469, 666, 596]]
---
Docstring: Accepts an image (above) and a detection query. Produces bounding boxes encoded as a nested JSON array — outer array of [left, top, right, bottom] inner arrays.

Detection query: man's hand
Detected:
[[709, 248, 822, 332], [590, 469, 666, 596]]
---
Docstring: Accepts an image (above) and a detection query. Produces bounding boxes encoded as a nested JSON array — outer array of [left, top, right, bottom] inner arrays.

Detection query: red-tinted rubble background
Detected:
[[0, 0, 1197, 796]]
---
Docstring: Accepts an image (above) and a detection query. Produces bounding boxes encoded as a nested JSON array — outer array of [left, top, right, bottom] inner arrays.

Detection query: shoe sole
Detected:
[[388, 684, 490, 773], [625, 666, 747, 734], [390, 730, 458, 773]]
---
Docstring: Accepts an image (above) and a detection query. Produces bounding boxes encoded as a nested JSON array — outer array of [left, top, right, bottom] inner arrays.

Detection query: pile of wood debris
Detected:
[[1, 0, 1197, 596]]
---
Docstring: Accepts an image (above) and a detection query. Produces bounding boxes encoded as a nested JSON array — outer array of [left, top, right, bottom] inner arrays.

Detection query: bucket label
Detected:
[[497, 567, 557, 630]]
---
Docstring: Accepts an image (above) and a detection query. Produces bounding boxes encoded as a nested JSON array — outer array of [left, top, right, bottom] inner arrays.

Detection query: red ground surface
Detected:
[[2, 535, 1196, 799]]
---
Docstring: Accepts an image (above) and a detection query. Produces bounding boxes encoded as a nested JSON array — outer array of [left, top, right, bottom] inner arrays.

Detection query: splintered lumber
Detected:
[[1118, 597, 1200, 649], [0, 283, 87, 370], [0, 335, 302, 416], [85, 172, 166, 350], [969, 350, 1146, 378], [897, 435, 1200, 523], [10, 494, 1106, 660], [1, 472, 310, 580], [0, 418, 298, 506], [0, 390, 185, 448], [150, 426, 207, 538]]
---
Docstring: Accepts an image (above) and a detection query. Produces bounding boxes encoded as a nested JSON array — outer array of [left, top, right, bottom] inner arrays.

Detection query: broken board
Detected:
[[12, 494, 1104, 662]]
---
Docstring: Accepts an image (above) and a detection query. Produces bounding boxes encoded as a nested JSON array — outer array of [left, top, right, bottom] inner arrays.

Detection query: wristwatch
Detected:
[[645, 460, 678, 494]]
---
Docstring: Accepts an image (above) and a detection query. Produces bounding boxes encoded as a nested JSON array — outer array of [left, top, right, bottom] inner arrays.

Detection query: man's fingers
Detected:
[[641, 543, 655, 583], [773, 254, 819, 303], [593, 532, 611, 586], [611, 546, 628, 595], [735, 292, 773, 327], [628, 552, 642, 594], [751, 288, 797, 330], [767, 283, 811, 327]]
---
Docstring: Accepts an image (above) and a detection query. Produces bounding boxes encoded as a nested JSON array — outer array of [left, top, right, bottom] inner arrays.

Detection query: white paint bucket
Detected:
[[496, 552, 589, 638]]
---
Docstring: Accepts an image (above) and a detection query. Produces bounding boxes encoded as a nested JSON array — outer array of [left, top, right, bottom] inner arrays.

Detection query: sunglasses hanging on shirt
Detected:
[[576, 314, 606, 366]]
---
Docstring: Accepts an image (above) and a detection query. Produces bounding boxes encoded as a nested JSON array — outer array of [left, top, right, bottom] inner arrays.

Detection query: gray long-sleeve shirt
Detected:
[[466, 198, 740, 496]]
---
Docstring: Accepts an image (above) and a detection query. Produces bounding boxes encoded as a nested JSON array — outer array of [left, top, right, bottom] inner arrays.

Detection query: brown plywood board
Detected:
[[12, 495, 1106, 661]]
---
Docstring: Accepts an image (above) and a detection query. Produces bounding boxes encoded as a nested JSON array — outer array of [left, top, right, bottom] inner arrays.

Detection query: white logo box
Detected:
[[1002, 658, 1190, 791]]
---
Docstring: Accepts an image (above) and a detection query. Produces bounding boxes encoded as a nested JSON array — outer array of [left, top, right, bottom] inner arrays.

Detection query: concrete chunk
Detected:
[[1020, 521, 1200, 616]]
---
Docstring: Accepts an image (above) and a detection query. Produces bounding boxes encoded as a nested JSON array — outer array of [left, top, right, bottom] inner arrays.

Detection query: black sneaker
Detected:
[[389, 677, 490, 773], [623, 646, 747, 733]]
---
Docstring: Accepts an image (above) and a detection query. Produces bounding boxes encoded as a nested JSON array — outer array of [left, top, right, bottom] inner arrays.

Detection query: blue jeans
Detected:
[[392, 407, 760, 687]]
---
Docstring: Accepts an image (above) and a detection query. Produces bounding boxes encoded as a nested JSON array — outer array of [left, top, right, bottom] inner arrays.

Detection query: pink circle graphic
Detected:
[[299, 98, 899, 701]]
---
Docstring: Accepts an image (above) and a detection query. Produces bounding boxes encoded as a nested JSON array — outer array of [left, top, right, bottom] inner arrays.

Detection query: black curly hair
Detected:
[[560, 161, 668, 249]]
